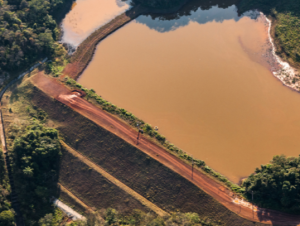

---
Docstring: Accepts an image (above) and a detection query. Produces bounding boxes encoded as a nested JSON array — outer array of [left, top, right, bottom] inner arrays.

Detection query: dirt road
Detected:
[[32, 73, 300, 226]]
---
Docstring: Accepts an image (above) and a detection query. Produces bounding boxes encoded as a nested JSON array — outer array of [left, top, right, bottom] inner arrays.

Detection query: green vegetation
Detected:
[[0, 210, 14, 226], [38, 208, 85, 226], [87, 208, 215, 226], [9, 121, 62, 224], [0, 149, 14, 226], [242, 155, 300, 213], [238, 0, 300, 67], [0, 0, 70, 76]]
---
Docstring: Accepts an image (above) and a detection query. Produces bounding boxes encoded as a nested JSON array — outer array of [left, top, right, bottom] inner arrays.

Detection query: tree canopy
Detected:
[[0, 148, 14, 226], [0, 210, 15, 226], [242, 155, 300, 212], [0, 0, 68, 74], [12, 122, 61, 224]]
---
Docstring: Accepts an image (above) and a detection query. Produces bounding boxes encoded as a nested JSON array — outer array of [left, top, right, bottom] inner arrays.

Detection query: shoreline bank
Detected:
[[263, 13, 300, 92]]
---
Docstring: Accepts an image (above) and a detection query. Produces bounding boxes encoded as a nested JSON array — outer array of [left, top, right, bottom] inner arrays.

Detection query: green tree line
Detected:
[[38, 208, 217, 226]]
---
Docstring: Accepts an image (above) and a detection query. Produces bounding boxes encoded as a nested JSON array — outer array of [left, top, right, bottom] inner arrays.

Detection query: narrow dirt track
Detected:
[[32, 73, 300, 226]]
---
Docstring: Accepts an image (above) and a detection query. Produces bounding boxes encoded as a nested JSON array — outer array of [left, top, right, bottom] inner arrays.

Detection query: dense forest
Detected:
[[0, 149, 14, 226], [10, 121, 62, 225], [0, 0, 70, 75], [242, 155, 300, 213]]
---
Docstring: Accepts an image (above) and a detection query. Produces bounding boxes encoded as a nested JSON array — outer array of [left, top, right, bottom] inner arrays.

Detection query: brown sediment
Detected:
[[31, 72, 300, 225], [63, 5, 148, 79]]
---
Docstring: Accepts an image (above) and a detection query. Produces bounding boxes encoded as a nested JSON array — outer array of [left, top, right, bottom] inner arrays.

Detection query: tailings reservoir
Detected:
[[78, 2, 300, 182]]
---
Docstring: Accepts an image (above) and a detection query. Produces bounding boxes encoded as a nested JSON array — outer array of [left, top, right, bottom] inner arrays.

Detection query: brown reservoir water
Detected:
[[79, 4, 300, 183], [61, 0, 131, 47]]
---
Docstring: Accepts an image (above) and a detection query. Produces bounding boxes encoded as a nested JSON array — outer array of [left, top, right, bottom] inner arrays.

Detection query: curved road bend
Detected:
[[32, 73, 300, 226]]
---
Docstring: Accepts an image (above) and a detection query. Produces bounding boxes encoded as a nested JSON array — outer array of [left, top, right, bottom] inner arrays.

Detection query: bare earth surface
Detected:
[[31, 73, 300, 225]]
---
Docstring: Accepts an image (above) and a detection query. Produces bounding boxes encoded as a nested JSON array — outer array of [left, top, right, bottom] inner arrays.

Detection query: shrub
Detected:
[[0, 210, 14, 226], [204, 166, 211, 173], [155, 134, 165, 143]]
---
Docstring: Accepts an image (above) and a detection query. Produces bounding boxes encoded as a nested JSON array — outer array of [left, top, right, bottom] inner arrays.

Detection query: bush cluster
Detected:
[[242, 155, 300, 212]]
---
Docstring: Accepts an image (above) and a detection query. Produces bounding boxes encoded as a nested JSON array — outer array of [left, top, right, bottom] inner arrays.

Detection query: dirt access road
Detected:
[[32, 73, 300, 226]]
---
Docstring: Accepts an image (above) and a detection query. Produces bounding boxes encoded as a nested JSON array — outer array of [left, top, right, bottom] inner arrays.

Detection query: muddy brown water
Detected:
[[78, 4, 300, 183], [61, 0, 131, 47]]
